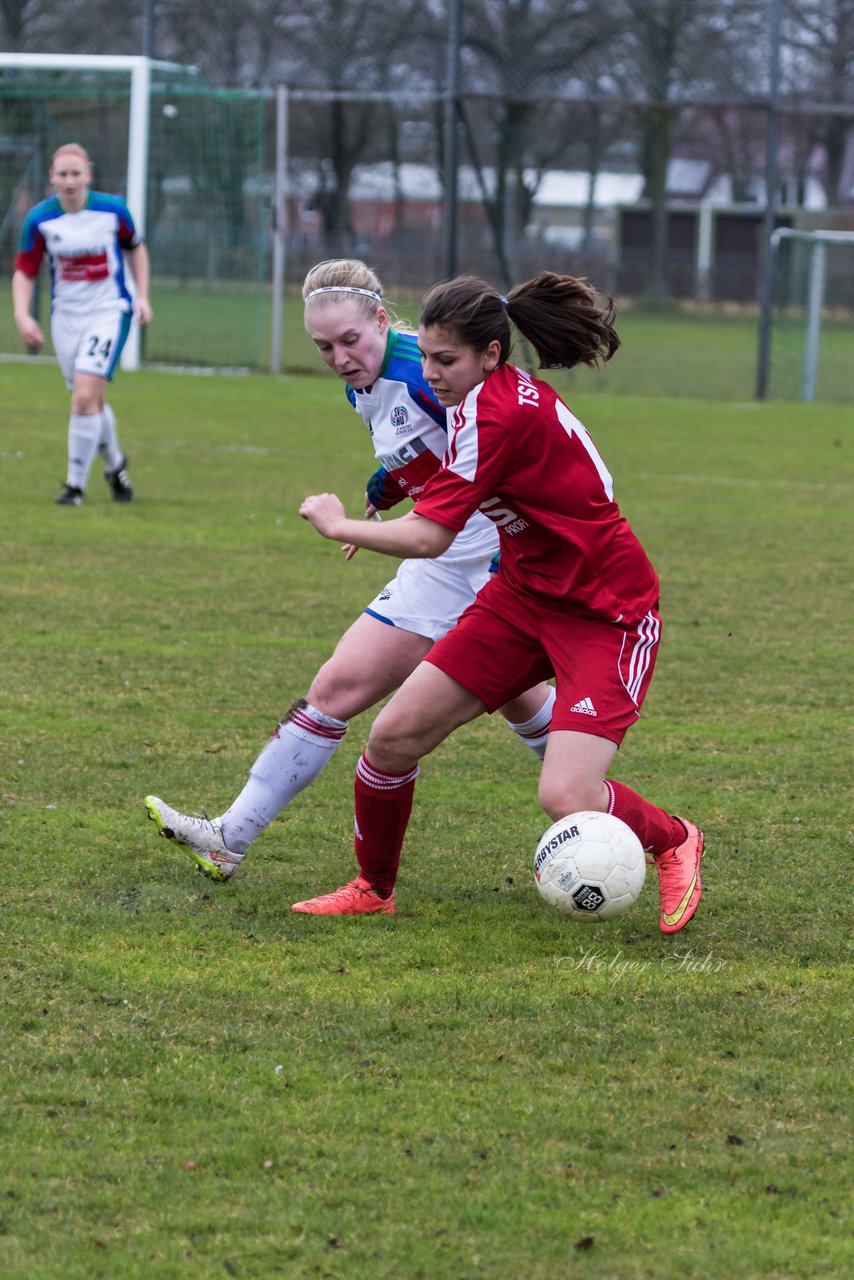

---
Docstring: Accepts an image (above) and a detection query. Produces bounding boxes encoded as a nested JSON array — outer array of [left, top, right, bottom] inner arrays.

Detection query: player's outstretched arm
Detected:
[[300, 493, 454, 560]]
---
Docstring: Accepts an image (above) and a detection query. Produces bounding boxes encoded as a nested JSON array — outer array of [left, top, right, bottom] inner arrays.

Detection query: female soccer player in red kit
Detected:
[[298, 273, 704, 933]]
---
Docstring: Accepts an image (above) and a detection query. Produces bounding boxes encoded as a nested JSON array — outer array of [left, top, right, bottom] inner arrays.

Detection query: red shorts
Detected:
[[424, 574, 661, 746]]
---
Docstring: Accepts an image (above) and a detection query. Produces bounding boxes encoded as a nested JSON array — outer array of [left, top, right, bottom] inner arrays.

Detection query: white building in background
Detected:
[[286, 158, 829, 252], [269, 155, 845, 300]]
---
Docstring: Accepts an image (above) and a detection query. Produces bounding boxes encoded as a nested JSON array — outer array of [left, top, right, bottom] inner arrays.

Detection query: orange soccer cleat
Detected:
[[291, 875, 395, 915], [653, 818, 704, 934]]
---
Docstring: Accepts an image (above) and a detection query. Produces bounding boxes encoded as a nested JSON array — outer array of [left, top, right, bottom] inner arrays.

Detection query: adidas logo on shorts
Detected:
[[570, 696, 598, 716]]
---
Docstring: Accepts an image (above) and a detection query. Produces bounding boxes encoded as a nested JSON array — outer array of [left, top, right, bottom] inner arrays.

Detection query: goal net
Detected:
[[768, 227, 854, 402], [0, 54, 269, 371]]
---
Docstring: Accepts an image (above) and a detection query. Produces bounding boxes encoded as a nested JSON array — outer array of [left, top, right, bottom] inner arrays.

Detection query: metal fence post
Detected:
[[803, 238, 827, 402], [755, 0, 785, 400], [443, 0, 462, 279], [271, 85, 288, 376]]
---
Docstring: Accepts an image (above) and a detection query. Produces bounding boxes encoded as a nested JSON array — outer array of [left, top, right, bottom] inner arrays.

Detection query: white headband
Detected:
[[304, 285, 382, 303]]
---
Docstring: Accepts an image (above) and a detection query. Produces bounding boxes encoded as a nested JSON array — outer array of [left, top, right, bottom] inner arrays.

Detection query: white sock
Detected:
[[219, 700, 348, 854], [506, 686, 556, 761], [66, 412, 101, 489], [97, 403, 123, 471]]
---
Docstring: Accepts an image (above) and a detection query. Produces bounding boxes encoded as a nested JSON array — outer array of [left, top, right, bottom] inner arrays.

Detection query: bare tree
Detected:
[[455, 0, 611, 282], [274, 0, 429, 250], [608, 0, 766, 300], [785, 0, 854, 203], [152, 0, 289, 84], [0, 0, 49, 47]]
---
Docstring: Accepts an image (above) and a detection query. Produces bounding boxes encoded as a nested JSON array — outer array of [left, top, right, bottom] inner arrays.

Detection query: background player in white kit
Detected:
[[12, 143, 152, 505], [144, 260, 554, 898]]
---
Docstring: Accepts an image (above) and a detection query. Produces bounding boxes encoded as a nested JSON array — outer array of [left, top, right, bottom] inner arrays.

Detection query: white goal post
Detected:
[[770, 227, 854, 402], [1, 52, 193, 370]]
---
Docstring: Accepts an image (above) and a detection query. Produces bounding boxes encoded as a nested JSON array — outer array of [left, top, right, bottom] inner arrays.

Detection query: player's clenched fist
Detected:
[[300, 492, 346, 539]]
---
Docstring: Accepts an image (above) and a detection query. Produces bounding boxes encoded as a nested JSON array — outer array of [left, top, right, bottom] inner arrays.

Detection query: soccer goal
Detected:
[[0, 53, 270, 371], [768, 227, 854, 402]]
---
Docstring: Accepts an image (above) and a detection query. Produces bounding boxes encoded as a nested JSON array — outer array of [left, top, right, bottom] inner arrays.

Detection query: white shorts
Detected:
[[364, 552, 496, 643], [51, 307, 133, 389]]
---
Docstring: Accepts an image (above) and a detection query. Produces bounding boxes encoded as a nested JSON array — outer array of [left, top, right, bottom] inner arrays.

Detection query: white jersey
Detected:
[[16, 191, 141, 318], [347, 329, 498, 565]]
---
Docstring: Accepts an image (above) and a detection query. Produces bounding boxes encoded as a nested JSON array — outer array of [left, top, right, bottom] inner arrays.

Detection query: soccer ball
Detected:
[[534, 810, 645, 921]]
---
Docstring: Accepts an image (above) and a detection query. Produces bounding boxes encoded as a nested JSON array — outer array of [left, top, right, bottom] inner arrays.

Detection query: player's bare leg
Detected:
[[538, 729, 617, 819], [363, 660, 486, 774], [306, 612, 434, 720]]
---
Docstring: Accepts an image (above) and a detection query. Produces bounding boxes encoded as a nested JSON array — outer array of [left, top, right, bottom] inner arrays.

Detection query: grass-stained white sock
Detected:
[[220, 701, 348, 854]]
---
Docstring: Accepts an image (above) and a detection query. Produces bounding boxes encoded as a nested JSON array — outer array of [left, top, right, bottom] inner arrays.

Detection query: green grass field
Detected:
[[1, 361, 852, 1279]]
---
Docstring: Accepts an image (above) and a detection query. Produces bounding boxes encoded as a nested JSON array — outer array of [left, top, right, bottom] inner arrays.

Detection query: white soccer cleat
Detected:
[[144, 795, 242, 882]]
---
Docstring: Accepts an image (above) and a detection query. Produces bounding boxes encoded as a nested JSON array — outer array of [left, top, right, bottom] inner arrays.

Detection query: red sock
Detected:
[[353, 754, 419, 895], [606, 780, 685, 855]]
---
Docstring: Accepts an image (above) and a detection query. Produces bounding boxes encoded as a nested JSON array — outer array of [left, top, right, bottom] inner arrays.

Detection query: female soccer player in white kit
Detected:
[[300, 272, 704, 933], [12, 143, 152, 505], [144, 260, 554, 893]]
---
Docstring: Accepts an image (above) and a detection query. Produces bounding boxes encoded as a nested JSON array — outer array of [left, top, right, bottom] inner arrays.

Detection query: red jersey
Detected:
[[413, 363, 659, 623]]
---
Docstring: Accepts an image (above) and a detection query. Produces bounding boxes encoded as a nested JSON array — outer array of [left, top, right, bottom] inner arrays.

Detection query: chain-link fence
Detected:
[[1, 1, 852, 398]]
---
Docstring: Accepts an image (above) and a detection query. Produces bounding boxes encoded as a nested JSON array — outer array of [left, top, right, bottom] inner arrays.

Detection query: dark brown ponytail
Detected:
[[420, 271, 619, 370], [506, 271, 620, 369]]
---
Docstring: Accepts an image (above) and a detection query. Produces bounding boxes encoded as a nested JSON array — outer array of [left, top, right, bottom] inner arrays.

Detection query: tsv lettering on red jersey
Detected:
[[479, 496, 529, 535], [516, 368, 540, 406]]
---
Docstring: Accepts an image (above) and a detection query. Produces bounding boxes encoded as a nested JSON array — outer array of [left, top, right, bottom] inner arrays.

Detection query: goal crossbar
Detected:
[[771, 228, 854, 248]]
